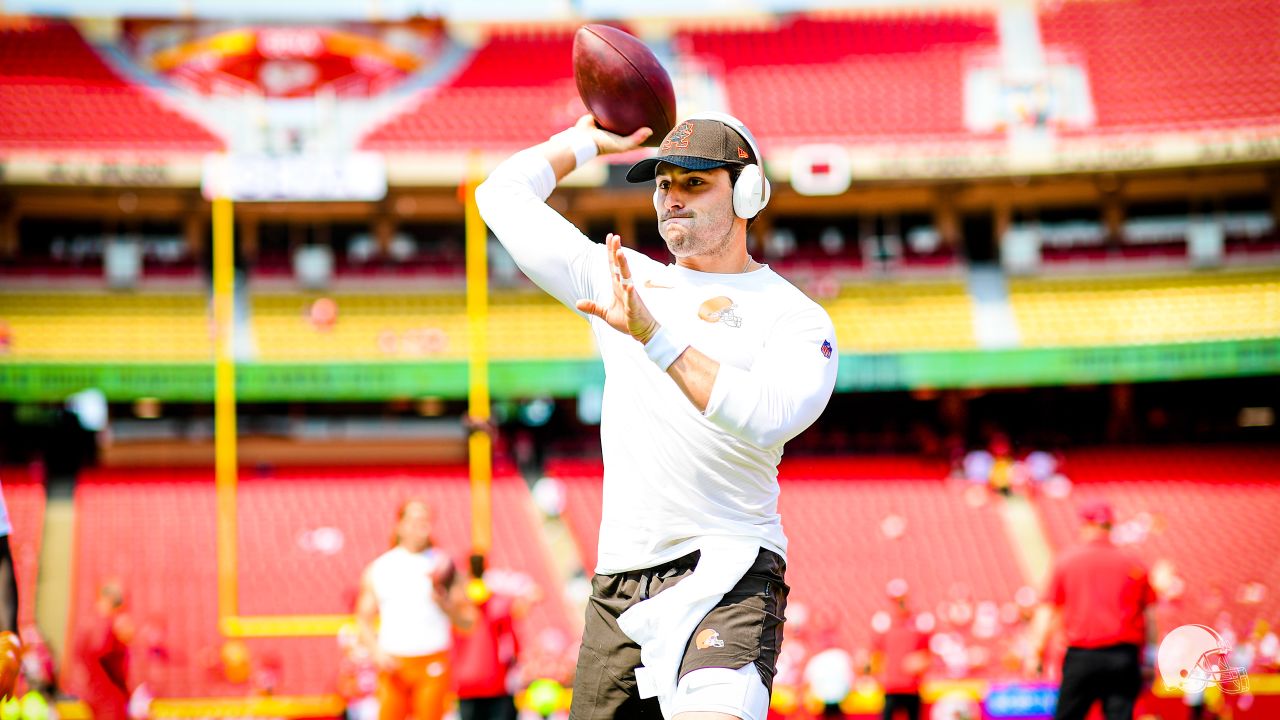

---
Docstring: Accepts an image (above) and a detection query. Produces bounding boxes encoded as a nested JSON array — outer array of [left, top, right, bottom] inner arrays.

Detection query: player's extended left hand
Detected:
[[576, 234, 659, 345]]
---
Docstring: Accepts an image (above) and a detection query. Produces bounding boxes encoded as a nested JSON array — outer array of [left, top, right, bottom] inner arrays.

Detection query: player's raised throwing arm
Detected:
[[474, 116, 650, 312]]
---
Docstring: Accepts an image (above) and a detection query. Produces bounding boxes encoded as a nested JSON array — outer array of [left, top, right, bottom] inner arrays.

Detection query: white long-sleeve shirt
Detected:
[[476, 149, 838, 574]]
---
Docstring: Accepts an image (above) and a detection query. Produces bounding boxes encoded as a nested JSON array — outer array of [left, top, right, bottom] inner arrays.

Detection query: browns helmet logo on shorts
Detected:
[[695, 628, 725, 649]]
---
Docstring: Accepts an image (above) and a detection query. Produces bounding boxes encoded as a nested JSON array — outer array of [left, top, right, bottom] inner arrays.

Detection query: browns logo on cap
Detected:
[[627, 118, 758, 183], [663, 121, 695, 152]]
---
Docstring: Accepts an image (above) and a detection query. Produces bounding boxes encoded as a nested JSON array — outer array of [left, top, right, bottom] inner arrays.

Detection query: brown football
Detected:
[[573, 24, 676, 147]]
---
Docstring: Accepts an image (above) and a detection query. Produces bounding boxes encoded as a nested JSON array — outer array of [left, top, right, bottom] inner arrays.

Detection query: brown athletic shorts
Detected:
[[568, 547, 788, 720]]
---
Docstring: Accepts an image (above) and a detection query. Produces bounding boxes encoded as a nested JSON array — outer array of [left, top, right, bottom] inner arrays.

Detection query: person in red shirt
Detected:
[[451, 567, 520, 720], [871, 579, 930, 720], [1028, 501, 1156, 720], [77, 581, 133, 720]]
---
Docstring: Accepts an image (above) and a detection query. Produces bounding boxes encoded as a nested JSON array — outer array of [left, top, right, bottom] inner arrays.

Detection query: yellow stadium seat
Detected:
[[0, 292, 212, 361], [249, 291, 596, 361], [250, 282, 980, 360], [821, 281, 977, 352], [13, 272, 1263, 364], [1008, 271, 1280, 347]]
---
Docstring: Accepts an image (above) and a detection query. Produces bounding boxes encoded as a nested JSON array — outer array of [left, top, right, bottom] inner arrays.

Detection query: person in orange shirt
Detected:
[[1028, 502, 1156, 720], [356, 500, 475, 720]]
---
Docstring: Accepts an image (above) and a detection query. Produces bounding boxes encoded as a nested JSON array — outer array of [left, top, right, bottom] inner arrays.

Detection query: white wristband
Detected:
[[553, 127, 599, 169], [643, 325, 689, 371]]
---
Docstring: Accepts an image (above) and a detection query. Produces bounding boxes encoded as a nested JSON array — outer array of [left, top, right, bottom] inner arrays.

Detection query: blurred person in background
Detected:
[[961, 448, 993, 488], [987, 433, 1014, 497], [337, 621, 379, 720], [17, 625, 56, 697], [870, 580, 929, 720], [802, 634, 853, 719], [1027, 501, 1156, 720], [356, 499, 475, 720], [77, 580, 133, 720], [451, 559, 521, 720]]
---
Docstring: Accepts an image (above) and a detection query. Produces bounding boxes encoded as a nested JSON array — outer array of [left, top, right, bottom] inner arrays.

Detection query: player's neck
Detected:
[[675, 236, 754, 274]]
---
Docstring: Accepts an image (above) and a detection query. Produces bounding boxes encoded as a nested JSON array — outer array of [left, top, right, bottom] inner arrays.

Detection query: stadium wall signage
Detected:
[[1, 338, 1276, 401], [202, 153, 387, 201], [772, 125, 1280, 188], [0, 156, 199, 187], [3, 129, 1274, 191]]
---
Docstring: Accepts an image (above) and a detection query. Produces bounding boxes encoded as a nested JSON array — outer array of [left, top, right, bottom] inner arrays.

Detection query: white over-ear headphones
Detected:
[[686, 110, 771, 220]]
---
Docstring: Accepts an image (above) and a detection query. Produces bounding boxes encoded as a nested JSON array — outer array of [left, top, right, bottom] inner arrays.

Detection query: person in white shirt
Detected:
[[356, 499, 474, 720], [476, 112, 838, 720], [804, 644, 855, 719]]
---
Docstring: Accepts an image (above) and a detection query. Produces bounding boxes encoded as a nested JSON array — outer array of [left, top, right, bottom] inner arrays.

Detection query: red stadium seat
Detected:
[[1039, 0, 1280, 133], [362, 5, 1274, 149], [0, 19, 222, 151], [545, 459, 606, 575], [70, 466, 572, 698], [676, 14, 1000, 144], [362, 30, 585, 151]]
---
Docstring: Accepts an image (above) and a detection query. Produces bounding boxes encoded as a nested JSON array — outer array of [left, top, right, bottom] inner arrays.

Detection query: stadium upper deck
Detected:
[[1039, 0, 1280, 134], [357, 1, 1280, 151], [1, 2, 1276, 155], [670, 14, 1000, 143]]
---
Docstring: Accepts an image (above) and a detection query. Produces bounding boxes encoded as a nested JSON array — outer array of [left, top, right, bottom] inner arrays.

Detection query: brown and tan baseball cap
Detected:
[[625, 118, 757, 183]]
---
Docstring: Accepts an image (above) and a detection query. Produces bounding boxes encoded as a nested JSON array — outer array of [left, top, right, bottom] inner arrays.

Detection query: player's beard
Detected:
[[658, 208, 735, 259]]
